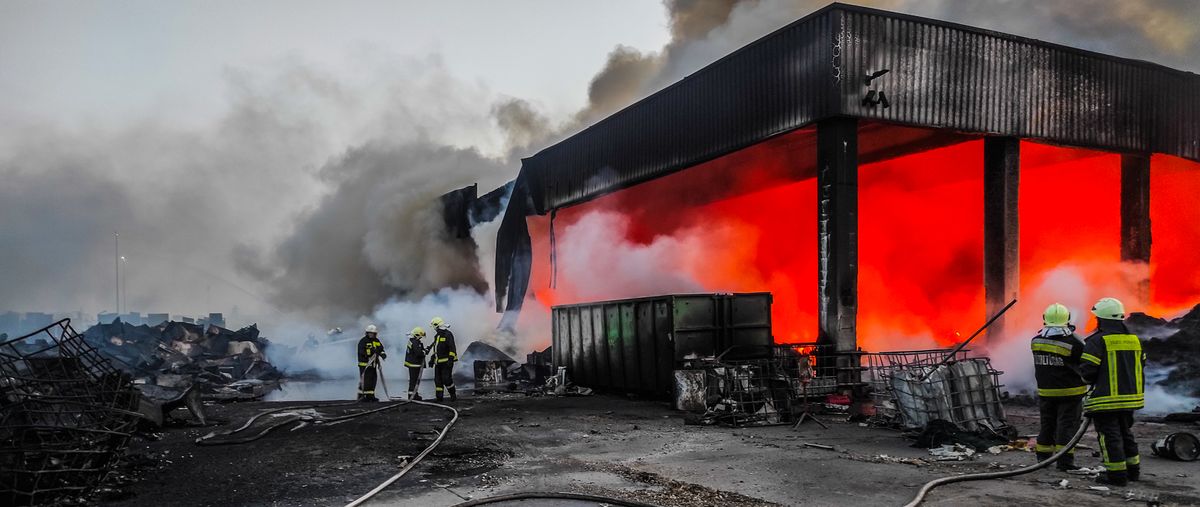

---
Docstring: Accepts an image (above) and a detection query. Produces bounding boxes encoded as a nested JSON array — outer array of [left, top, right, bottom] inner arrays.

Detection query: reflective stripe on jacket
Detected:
[[433, 328, 457, 364], [357, 335, 384, 367], [1030, 327, 1087, 398], [404, 337, 427, 368], [1079, 320, 1145, 413]]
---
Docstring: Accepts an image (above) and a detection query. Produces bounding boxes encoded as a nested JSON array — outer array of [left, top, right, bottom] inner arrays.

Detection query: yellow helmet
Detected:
[[409, 326, 425, 337], [430, 317, 445, 329], [1091, 297, 1126, 320], [1042, 303, 1071, 327]]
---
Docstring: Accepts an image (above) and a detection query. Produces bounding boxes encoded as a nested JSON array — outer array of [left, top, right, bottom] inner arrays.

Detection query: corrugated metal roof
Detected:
[[522, 3, 1200, 214]]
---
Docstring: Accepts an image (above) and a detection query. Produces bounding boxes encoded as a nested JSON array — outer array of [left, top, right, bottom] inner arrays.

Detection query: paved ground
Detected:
[[102, 390, 1200, 507]]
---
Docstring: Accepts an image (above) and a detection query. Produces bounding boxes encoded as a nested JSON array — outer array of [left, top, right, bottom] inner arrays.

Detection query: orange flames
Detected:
[[522, 126, 1200, 352]]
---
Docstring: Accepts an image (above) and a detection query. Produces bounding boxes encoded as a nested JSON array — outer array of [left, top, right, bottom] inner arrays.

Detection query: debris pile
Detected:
[[80, 318, 284, 402], [1128, 304, 1200, 397], [469, 341, 555, 394], [684, 345, 842, 427], [0, 319, 142, 505]]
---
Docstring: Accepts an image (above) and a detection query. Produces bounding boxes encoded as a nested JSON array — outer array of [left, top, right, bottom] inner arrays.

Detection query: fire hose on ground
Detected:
[[451, 492, 658, 506], [345, 356, 459, 507], [193, 354, 461, 507], [903, 412, 1093, 506]]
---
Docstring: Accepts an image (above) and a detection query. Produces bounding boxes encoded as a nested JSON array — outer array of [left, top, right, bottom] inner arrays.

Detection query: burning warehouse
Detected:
[[7, 2, 1200, 506], [495, 3, 1200, 363]]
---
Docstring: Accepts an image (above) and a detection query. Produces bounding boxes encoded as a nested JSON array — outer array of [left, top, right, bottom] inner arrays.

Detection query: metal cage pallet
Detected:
[[0, 319, 142, 505], [698, 344, 844, 427], [863, 349, 1007, 431]]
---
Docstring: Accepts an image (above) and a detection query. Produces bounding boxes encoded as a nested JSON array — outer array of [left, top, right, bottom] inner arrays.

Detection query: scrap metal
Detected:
[[0, 319, 142, 505]]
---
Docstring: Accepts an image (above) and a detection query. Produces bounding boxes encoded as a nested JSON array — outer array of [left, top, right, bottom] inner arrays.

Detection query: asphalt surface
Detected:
[[100, 391, 1200, 507]]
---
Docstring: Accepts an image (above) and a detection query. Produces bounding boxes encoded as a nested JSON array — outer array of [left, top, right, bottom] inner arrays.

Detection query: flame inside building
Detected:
[[493, 4, 1200, 364], [523, 129, 1200, 352]]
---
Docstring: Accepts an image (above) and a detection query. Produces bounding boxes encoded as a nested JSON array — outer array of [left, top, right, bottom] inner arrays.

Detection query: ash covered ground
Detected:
[[100, 393, 1200, 507]]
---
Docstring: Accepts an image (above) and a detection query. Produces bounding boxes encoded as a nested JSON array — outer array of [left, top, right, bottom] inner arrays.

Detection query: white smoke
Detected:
[[553, 211, 707, 301], [980, 262, 1199, 413]]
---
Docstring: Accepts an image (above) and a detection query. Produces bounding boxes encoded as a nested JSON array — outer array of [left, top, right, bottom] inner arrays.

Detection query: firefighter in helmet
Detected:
[[1030, 303, 1086, 471], [405, 327, 428, 400], [428, 317, 458, 402], [1079, 297, 1146, 486], [356, 324, 385, 402]]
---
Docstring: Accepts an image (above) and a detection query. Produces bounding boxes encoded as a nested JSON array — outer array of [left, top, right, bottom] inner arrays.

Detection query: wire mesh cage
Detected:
[[0, 319, 142, 505], [698, 344, 842, 426], [863, 349, 1007, 432]]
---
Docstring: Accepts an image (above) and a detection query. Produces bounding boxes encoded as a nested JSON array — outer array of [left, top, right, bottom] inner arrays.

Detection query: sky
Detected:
[[0, 0, 670, 139]]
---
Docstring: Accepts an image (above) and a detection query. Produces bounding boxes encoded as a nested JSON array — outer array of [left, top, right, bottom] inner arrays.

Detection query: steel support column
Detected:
[[817, 117, 858, 389], [1121, 153, 1151, 302], [984, 137, 1019, 341]]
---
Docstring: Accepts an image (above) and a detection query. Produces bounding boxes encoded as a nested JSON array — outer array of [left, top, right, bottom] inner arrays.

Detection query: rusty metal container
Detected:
[[551, 293, 772, 397]]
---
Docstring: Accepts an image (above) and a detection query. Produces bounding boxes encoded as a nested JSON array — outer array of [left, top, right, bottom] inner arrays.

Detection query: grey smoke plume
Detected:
[[241, 143, 510, 322], [0, 54, 525, 324]]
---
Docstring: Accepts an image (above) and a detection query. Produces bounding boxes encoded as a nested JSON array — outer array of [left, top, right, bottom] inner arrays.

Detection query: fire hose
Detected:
[[195, 354, 459, 507], [344, 356, 459, 507], [196, 355, 402, 446], [903, 412, 1093, 506], [452, 492, 658, 507]]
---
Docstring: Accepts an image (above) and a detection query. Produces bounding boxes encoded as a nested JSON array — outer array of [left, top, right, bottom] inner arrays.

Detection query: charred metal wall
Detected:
[[523, 3, 1199, 215], [837, 8, 1198, 160]]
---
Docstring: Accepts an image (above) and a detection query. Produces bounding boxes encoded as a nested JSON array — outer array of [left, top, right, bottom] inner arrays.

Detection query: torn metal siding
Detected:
[[524, 3, 1200, 215]]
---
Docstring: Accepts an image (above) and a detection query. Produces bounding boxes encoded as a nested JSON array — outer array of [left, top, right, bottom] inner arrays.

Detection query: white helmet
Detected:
[[365, 324, 378, 334]]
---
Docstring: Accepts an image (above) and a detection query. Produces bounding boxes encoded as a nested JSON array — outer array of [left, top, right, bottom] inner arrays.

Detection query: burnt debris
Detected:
[[79, 318, 284, 403], [470, 340, 555, 394], [1128, 305, 1200, 397], [0, 319, 142, 505]]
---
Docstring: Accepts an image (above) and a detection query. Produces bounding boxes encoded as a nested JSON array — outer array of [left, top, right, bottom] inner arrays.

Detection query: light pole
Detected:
[[113, 232, 119, 318], [120, 256, 127, 316]]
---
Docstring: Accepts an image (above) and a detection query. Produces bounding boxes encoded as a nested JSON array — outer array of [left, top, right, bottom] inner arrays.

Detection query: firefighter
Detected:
[[1079, 297, 1146, 486], [356, 324, 385, 402], [404, 327, 428, 400], [1030, 303, 1086, 471], [428, 317, 457, 402]]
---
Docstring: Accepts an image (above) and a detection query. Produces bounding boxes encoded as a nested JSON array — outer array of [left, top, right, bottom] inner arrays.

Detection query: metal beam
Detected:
[[1121, 153, 1151, 302], [817, 117, 858, 354], [983, 137, 1019, 341]]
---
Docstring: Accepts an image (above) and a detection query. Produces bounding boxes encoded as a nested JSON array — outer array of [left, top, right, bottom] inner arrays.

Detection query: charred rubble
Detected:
[[1128, 304, 1200, 397], [467, 341, 568, 395], [0, 320, 142, 505], [79, 318, 284, 403]]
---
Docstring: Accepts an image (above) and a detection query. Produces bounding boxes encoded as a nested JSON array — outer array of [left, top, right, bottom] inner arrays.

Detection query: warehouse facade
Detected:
[[495, 3, 1200, 357]]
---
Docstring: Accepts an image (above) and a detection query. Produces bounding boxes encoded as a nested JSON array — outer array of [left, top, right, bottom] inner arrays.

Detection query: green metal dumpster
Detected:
[[551, 293, 772, 397]]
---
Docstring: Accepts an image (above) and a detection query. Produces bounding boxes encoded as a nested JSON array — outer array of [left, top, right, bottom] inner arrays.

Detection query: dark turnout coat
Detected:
[[1079, 319, 1145, 413], [1030, 326, 1087, 398]]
